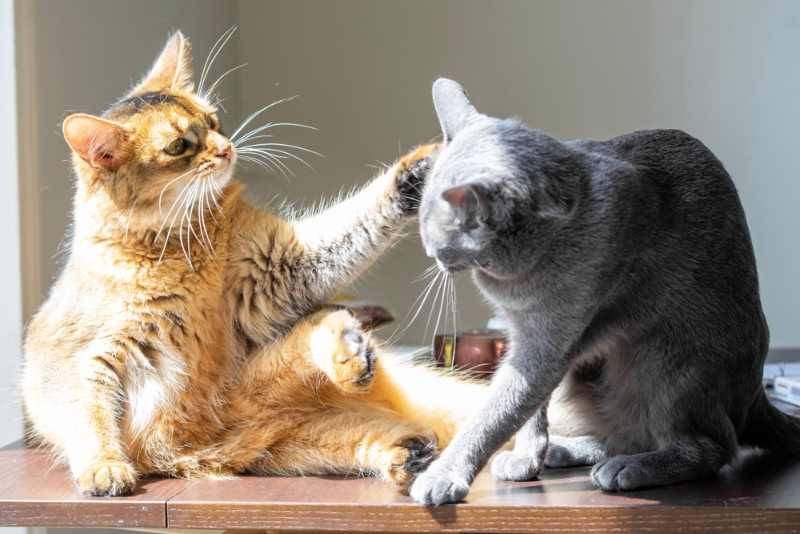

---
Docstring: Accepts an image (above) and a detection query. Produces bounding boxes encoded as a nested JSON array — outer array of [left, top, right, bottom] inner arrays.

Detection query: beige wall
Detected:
[[19, 0, 800, 348]]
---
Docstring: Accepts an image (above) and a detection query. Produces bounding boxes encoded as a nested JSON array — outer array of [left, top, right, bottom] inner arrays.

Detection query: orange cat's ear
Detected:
[[63, 114, 129, 172], [131, 31, 194, 94]]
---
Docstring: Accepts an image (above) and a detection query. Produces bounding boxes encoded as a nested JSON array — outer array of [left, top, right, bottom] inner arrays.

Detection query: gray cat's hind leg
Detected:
[[545, 435, 607, 467], [591, 436, 733, 491], [491, 403, 549, 481]]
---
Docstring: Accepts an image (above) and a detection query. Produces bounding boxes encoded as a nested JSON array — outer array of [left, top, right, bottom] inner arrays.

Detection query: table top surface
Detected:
[[2, 399, 800, 533]]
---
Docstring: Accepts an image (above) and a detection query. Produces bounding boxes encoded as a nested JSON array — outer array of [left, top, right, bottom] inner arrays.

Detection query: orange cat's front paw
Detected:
[[76, 460, 138, 496], [311, 310, 376, 393]]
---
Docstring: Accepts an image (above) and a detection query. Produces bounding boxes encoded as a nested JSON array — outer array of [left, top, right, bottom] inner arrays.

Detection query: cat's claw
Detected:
[[386, 435, 438, 487], [409, 463, 471, 506], [491, 450, 543, 481], [396, 143, 441, 214]]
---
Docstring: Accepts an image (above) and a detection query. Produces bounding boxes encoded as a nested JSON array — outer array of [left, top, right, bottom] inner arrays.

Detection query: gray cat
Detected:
[[410, 78, 800, 506]]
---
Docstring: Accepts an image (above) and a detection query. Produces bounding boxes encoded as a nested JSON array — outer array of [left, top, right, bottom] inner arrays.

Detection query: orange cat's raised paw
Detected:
[[311, 310, 376, 394], [395, 143, 442, 214], [76, 460, 138, 496]]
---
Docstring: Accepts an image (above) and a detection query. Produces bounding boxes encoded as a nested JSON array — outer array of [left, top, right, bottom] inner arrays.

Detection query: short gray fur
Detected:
[[410, 78, 800, 506]]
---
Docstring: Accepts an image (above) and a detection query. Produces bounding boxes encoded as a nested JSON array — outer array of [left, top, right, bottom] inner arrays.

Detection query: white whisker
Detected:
[[124, 199, 138, 241], [156, 172, 197, 244], [158, 168, 199, 220], [238, 154, 288, 181], [239, 146, 318, 170], [198, 26, 237, 95], [228, 98, 299, 142], [158, 175, 197, 266], [239, 148, 297, 179], [430, 272, 449, 348], [234, 121, 317, 146], [205, 63, 247, 99], [385, 268, 442, 345]]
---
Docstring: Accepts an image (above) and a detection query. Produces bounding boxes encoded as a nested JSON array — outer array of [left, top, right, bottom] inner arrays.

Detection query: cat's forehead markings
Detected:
[[108, 92, 207, 123]]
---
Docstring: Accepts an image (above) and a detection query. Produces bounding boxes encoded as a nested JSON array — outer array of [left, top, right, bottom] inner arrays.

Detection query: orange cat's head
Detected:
[[62, 31, 235, 232]]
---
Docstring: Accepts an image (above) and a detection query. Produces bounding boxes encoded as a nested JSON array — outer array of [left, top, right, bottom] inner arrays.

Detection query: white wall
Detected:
[[2, 6, 26, 534], [1, 0, 23, 447]]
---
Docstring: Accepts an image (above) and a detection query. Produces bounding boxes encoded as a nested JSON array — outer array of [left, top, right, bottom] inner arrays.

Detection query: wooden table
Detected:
[[2, 399, 800, 533]]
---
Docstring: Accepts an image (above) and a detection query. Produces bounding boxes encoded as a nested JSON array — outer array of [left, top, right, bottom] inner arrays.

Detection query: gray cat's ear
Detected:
[[433, 78, 478, 144], [63, 113, 130, 172], [441, 181, 490, 229], [131, 31, 194, 94]]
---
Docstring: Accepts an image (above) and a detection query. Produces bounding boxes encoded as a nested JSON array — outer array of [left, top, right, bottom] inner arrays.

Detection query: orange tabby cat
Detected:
[[22, 31, 485, 496]]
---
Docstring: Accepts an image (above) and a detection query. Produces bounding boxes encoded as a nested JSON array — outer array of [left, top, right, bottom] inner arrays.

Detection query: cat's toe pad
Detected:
[[76, 460, 137, 496], [396, 143, 441, 213], [314, 310, 376, 393], [591, 457, 647, 491], [491, 450, 544, 481], [409, 462, 471, 506]]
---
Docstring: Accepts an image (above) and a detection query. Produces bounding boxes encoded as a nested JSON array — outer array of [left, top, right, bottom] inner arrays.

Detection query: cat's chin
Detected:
[[435, 259, 468, 274]]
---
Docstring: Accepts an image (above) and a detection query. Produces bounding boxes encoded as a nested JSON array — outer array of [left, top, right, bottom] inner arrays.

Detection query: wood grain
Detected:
[[0, 447, 191, 528], [1, 397, 799, 532], [165, 451, 800, 532]]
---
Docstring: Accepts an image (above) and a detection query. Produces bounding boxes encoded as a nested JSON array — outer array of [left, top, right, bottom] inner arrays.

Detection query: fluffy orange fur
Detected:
[[22, 32, 486, 496]]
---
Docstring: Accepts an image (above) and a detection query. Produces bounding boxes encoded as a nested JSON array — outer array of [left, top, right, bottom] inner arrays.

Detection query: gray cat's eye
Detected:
[[163, 138, 186, 156]]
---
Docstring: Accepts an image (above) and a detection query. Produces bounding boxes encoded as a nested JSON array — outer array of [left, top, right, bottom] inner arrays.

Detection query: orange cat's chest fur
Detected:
[[37, 206, 240, 459]]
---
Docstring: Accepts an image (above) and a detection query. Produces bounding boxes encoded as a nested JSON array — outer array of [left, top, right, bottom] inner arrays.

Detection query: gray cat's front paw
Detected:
[[409, 462, 471, 506], [591, 456, 648, 491], [491, 450, 543, 481]]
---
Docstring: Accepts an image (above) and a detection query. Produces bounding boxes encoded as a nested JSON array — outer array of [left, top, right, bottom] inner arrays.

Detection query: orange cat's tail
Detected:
[[367, 349, 489, 447]]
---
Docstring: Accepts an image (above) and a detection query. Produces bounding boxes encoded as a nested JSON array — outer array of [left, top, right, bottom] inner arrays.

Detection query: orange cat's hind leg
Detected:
[[308, 308, 377, 394], [249, 409, 438, 488]]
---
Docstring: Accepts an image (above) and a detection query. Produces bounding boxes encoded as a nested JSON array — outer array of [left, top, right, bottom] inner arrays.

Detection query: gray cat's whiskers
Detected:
[[422, 269, 450, 347], [385, 267, 442, 346], [433, 274, 459, 356]]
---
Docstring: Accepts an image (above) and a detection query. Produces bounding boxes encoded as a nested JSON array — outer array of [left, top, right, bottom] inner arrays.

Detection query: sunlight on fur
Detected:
[[22, 31, 486, 497]]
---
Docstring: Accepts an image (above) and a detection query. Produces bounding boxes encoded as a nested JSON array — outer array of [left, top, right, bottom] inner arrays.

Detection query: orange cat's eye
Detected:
[[164, 138, 187, 156]]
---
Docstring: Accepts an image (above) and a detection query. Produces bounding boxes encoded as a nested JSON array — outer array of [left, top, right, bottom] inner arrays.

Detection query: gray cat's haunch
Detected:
[[410, 78, 800, 506]]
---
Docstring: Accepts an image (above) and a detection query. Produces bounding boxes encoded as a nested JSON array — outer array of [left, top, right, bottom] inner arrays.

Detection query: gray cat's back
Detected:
[[563, 128, 769, 449], [572, 129, 768, 363]]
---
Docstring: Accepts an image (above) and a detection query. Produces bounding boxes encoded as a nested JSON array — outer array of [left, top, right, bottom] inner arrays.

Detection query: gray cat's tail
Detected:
[[740, 389, 800, 456]]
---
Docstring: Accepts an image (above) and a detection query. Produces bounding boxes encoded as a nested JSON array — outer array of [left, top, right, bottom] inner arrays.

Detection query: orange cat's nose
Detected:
[[218, 144, 233, 160]]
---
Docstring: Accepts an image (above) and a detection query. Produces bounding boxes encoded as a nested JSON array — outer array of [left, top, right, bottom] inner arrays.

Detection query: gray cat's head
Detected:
[[419, 78, 579, 279]]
